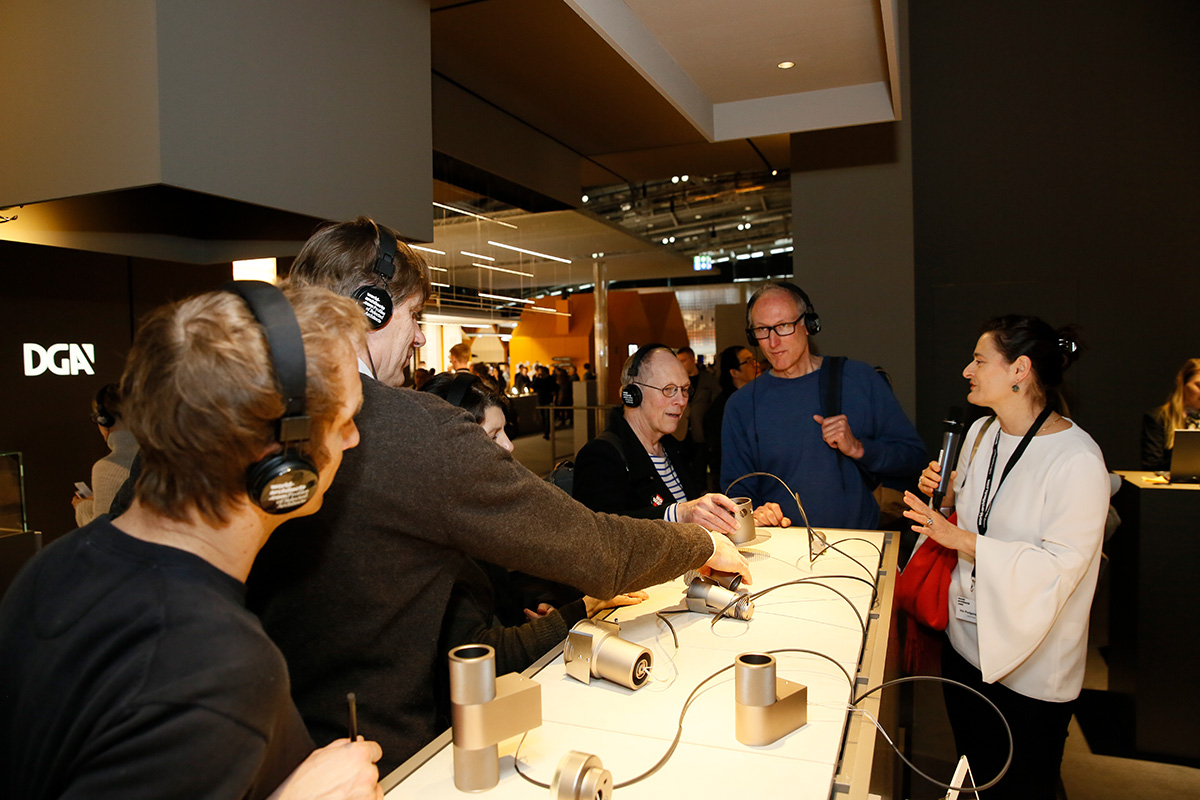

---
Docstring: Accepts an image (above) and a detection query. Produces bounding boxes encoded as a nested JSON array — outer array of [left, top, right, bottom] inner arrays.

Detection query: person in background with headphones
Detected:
[[722, 281, 926, 530], [421, 371, 646, 685], [72, 382, 140, 526], [0, 284, 383, 799], [247, 218, 750, 776], [573, 344, 768, 533]]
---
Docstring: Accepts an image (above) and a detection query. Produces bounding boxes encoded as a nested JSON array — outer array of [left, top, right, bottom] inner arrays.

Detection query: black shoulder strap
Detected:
[[818, 355, 845, 418], [597, 429, 629, 472]]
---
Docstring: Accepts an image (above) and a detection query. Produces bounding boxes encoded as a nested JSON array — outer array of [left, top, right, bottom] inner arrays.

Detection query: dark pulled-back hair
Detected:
[[718, 345, 747, 393], [981, 315, 1082, 406], [420, 371, 508, 423]]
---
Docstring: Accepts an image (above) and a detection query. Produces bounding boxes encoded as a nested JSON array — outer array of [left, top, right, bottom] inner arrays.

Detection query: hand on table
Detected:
[[752, 502, 791, 528]]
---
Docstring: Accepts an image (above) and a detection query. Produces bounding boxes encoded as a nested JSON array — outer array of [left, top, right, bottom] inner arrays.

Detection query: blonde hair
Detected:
[[121, 286, 366, 524], [1155, 358, 1200, 450]]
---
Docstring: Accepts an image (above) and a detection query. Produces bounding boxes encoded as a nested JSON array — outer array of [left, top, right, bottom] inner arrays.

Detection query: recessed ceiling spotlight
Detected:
[[771, 169, 779, 176], [581, 194, 589, 203], [662, 238, 669, 245], [681, 174, 689, 182], [778, 61, 795, 70], [671, 176, 680, 184]]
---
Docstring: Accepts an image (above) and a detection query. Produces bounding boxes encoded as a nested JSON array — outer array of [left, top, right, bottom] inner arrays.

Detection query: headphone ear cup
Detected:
[[745, 329, 758, 348], [620, 383, 642, 408], [246, 449, 320, 514], [805, 312, 821, 336], [351, 285, 393, 330]]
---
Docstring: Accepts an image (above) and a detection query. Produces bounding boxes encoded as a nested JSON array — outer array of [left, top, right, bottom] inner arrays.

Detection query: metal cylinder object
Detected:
[[449, 645, 498, 792], [448, 643, 542, 792], [565, 619, 653, 690], [686, 575, 754, 620], [734, 652, 808, 746], [551, 751, 613, 800], [735, 652, 778, 706], [729, 496, 756, 544]]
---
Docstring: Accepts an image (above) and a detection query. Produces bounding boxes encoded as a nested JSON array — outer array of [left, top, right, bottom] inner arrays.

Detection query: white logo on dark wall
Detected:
[[22, 343, 96, 376]]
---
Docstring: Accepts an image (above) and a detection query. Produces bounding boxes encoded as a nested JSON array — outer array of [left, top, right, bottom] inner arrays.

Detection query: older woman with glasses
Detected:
[[573, 344, 753, 534]]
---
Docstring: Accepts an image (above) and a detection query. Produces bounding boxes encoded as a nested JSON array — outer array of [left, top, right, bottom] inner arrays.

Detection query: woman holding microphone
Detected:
[[902, 316, 1109, 798]]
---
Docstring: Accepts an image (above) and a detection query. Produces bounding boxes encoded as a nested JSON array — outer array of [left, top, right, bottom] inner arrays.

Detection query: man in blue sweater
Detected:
[[720, 282, 926, 530]]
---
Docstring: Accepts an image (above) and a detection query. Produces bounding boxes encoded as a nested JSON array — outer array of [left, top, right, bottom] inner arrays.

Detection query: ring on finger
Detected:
[[925, 517, 934, 528]]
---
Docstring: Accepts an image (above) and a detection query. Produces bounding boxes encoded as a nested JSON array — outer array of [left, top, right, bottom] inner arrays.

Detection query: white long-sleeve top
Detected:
[[944, 416, 1109, 702]]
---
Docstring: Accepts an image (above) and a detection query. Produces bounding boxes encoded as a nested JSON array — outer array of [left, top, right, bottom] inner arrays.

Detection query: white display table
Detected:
[[383, 527, 897, 799]]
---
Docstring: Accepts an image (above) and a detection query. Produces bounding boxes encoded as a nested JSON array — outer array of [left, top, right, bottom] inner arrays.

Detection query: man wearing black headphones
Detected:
[[721, 281, 926, 530], [0, 285, 382, 798], [247, 217, 751, 775]]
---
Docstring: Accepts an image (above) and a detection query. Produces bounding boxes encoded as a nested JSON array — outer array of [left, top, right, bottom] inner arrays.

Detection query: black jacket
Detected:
[[572, 408, 703, 518]]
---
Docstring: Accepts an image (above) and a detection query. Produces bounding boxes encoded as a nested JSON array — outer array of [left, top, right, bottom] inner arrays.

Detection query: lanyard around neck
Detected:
[[976, 405, 1054, 538]]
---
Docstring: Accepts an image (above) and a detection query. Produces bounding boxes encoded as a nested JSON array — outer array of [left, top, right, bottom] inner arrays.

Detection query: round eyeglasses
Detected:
[[634, 381, 691, 399]]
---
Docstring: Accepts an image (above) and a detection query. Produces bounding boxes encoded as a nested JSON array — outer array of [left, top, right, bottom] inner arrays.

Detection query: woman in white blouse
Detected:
[[903, 315, 1109, 798]]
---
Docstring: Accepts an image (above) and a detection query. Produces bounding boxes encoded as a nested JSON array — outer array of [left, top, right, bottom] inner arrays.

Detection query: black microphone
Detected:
[[932, 407, 965, 510]]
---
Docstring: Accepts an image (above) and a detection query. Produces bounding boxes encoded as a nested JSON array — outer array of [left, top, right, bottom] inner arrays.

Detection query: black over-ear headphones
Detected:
[[90, 384, 118, 428], [351, 222, 398, 330], [744, 281, 821, 347], [223, 280, 321, 515], [620, 342, 672, 408], [446, 372, 480, 409]]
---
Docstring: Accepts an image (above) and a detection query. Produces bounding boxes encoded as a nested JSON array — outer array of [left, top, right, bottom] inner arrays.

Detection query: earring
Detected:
[[1011, 384, 1019, 393]]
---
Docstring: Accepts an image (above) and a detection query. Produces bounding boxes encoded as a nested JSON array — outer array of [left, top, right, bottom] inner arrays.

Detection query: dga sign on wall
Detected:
[[22, 343, 97, 376]]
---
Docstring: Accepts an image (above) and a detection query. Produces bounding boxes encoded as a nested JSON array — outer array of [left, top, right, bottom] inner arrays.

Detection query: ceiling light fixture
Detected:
[[487, 241, 572, 264], [778, 61, 795, 69], [411, 245, 446, 255], [473, 262, 534, 278], [428, 265, 448, 273], [479, 291, 534, 305], [432, 281, 450, 288], [433, 201, 518, 229], [581, 194, 589, 203], [527, 306, 571, 318], [461, 250, 494, 261]]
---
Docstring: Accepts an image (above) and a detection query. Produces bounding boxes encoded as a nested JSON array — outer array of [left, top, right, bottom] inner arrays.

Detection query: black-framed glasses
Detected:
[[635, 381, 691, 399], [746, 314, 806, 340], [737, 357, 758, 368]]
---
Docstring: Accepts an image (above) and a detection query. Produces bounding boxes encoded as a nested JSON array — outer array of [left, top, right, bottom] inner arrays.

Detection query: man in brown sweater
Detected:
[[246, 217, 750, 775]]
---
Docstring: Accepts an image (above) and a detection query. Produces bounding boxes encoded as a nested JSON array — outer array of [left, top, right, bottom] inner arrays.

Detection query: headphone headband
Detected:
[[373, 222, 397, 281], [222, 281, 310, 442], [221, 280, 319, 514]]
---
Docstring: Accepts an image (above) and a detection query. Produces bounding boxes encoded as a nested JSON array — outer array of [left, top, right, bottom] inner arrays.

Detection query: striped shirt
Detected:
[[650, 453, 689, 522]]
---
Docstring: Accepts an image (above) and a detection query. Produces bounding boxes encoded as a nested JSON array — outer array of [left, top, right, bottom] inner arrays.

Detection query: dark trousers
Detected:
[[941, 643, 1074, 799]]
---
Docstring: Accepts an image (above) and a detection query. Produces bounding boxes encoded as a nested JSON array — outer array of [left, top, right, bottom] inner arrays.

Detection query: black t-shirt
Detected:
[[0, 519, 313, 799]]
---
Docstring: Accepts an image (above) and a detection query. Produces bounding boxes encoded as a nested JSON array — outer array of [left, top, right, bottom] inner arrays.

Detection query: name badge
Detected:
[[955, 595, 977, 624]]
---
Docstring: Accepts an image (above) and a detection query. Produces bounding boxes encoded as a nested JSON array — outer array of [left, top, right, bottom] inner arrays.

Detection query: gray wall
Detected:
[[910, 0, 1200, 468], [1, 0, 434, 242]]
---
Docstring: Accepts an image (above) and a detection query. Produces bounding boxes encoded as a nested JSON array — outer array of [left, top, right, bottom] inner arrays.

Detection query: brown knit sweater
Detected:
[[246, 376, 713, 774]]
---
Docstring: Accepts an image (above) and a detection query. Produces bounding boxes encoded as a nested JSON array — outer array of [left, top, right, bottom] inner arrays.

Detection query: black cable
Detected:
[[512, 647, 855, 791], [654, 610, 681, 650], [709, 576, 872, 639], [852, 675, 1013, 793]]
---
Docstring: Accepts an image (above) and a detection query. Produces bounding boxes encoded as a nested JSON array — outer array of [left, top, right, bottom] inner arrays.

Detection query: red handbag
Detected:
[[896, 536, 958, 631]]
